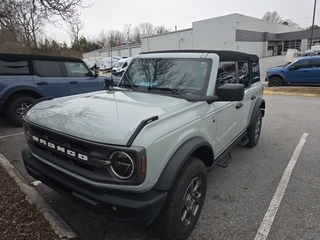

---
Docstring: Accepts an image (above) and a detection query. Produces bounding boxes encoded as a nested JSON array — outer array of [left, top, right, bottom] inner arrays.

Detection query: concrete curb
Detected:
[[0, 153, 78, 240], [264, 91, 320, 97]]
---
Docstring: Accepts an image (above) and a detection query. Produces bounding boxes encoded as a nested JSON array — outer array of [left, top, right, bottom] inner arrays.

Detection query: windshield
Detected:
[[119, 58, 211, 95], [114, 61, 124, 68]]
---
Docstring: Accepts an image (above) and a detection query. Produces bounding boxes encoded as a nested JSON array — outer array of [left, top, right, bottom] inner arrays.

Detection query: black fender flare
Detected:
[[152, 137, 212, 191], [268, 74, 286, 84], [248, 97, 265, 129], [1, 86, 44, 102]]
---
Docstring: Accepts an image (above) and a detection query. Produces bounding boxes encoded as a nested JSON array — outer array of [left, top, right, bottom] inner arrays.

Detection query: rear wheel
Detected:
[[268, 77, 282, 87], [6, 96, 36, 127], [153, 157, 207, 240], [246, 112, 262, 148]]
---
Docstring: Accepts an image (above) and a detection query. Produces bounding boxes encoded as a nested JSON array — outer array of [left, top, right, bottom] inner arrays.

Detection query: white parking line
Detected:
[[0, 132, 24, 139], [254, 133, 308, 240]]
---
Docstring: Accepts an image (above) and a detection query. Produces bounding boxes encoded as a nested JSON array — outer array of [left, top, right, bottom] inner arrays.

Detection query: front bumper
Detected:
[[22, 146, 167, 226]]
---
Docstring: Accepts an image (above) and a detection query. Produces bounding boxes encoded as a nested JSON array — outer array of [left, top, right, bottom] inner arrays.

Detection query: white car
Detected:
[[112, 57, 133, 76]]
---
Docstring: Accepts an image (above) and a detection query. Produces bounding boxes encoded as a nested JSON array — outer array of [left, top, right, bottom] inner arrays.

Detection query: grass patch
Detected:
[[264, 86, 320, 95]]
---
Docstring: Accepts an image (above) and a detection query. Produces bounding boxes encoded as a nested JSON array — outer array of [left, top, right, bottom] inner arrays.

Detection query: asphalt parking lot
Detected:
[[1, 56, 320, 239]]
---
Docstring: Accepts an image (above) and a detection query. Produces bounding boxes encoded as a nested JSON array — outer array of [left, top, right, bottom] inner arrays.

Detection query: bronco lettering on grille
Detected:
[[32, 135, 88, 161]]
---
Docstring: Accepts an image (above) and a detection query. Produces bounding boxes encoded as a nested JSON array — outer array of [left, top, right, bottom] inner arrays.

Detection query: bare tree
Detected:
[[16, 0, 43, 48], [35, 0, 86, 21], [107, 30, 125, 47], [154, 25, 170, 34], [130, 23, 171, 44], [262, 11, 300, 28], [0, 0, 86, 49], [137, 22, 155, 35], [282, 19, 300, 28], [0, 1, 19, 34], [96, 29, 108, 47], [66, 16, 84, 47], [123, 23, 132, 40], [131, 27, 142, 44], [262, 11, 283, 23], [307, 24, 319, 29]]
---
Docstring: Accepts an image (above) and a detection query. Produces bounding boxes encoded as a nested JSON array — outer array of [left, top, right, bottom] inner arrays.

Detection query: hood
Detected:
[[267, 66, 285, 72], [25, 91, 190, 145]]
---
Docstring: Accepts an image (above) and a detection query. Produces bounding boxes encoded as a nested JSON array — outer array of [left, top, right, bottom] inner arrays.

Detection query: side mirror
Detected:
[[217, 84, 244, 101], [105, 74, 114, 91], [288, 66, 296, 70]]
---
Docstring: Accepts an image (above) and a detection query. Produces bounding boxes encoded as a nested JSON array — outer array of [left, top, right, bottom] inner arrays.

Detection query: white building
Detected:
[[83, 13, 320, 59]]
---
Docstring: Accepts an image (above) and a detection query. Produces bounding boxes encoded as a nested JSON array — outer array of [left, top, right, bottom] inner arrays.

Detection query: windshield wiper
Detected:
[[119, 82, 138, 90], [148, 87, 181, 95]]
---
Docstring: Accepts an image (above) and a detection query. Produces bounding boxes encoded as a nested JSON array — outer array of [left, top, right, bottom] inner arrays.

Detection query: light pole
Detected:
[[310, 0, 317, 49], [110, 44, 112, 70]]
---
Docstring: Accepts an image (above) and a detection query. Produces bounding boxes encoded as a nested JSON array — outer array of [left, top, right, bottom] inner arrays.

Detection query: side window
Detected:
[[291, 60, 309, 69], [216, 61, 236, 88], [252, 62, 260, 84], [123, 62, 127, 68], [34, 60, 62, 77], [0, 60, 31, 75], [238, 61, 250, 88], [310, 59, 320, 68], [65, 62, 91, 77]]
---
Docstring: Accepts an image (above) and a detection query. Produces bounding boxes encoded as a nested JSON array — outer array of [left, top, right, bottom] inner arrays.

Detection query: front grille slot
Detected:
[[30, 127, 45, 137], [70, 140, 92, 153], [47, 132, 67, 145]]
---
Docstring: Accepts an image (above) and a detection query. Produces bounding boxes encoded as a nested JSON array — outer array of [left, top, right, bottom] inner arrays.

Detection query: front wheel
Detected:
[[153, 157, 207, 240], [246, 112, 262, 148], [6, 96, 36, 127], [268, 77, 282, 87]]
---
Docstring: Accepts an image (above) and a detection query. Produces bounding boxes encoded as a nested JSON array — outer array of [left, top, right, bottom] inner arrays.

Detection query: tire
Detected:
[[153, 157, 207, 240], [6, 96, 36, 127], [268, 77, 282, 87], [246, 111, 262, 148]]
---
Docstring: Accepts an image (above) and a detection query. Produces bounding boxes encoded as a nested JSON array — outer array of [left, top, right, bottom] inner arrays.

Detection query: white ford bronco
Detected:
[[22, 50, 265, 239]]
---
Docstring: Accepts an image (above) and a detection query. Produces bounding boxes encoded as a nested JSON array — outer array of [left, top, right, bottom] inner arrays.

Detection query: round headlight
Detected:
[[108, 151, 134, 179]]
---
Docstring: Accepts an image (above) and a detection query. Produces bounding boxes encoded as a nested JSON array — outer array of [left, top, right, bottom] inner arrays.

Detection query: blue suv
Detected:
[[0, 53, 106, 126], [266, 55, 320, 87]]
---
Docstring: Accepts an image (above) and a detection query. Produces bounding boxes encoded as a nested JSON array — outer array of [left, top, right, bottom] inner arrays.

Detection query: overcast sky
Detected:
[[45, 0, 319, 44]]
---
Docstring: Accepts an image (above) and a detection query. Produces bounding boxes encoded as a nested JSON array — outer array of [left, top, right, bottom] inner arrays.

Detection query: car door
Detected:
[[64, 61, 101, 95], [214, 61, 242, 154], [285, 60, 310, 83], [33, 60, 69, 98], [308, 59, 320, 83], [214, 101, 242, 154]]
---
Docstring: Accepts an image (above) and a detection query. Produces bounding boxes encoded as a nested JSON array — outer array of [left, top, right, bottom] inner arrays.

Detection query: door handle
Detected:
[[36, 81, 48, 85], [236, 103, 243, 109], [70, 81, 78, 84], [251, 95, 256, 100]]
